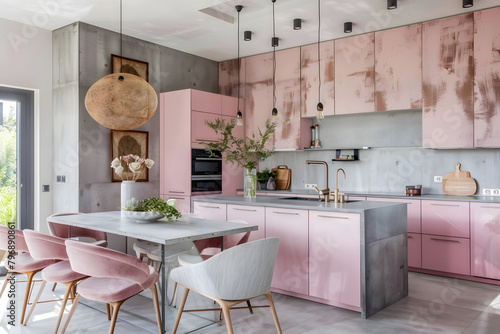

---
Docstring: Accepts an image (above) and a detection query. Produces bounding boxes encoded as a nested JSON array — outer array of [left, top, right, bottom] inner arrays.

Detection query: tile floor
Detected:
[[1, 272, 500, 333]]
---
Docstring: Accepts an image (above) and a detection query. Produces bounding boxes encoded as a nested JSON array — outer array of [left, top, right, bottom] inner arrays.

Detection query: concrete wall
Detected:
[[0, 17, 53, 233], [260, 109, 500, 195]]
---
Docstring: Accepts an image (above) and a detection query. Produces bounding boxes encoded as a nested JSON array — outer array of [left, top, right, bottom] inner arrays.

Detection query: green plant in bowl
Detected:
[[123, 197, 181, 221], [257, 169, 276, 189]]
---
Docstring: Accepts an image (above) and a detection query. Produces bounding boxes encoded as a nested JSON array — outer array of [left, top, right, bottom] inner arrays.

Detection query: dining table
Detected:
[[48, 210, 258, 333]]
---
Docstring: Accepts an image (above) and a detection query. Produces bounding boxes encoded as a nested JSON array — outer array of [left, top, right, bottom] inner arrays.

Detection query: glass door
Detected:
[[0, 87, 34, 230]]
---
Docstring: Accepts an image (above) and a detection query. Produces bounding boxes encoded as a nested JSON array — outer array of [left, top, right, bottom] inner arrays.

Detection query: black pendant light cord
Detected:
[[120, 0, 123, 73], [317, 0, 321, 104], [237, 8, 241, 105], [272, 0, 277, 109]]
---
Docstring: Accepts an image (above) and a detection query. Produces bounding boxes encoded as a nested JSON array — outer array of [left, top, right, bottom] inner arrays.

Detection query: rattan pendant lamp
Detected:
[[85, 0, 157, 130]]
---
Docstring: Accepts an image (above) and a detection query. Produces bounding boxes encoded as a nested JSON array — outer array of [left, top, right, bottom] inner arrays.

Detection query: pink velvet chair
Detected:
[[0, 225, 55, 324], [47, 213, 108, 247], [60, 239, 162, 334], [22, 229, 88, 333]]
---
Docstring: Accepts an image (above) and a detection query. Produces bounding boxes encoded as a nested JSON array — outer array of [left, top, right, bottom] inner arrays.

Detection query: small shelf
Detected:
[[332, 149, 359, 161]]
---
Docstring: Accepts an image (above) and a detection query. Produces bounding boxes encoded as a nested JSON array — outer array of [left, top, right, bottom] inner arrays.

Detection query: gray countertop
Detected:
[[192, 195, 406, 214], [246, 189, 500, 203]]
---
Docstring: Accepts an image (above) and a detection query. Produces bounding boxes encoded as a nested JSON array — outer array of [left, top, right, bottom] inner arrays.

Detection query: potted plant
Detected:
[[257, 168, 276, 190], [202, 118, 276, 198]]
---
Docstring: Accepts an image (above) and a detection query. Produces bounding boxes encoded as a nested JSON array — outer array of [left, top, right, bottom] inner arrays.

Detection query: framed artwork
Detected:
[[111, 54, 149, 82], [110, 130, 149, 182]]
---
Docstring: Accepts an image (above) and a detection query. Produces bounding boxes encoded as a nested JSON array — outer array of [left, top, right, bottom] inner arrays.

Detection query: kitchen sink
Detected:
[[279, 197, 358, 203]]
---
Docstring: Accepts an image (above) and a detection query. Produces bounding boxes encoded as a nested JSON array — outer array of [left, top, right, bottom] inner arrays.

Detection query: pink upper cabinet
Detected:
[[375, 24, 422, 111], [244, 52, 274, 150], [191, 89, 221, 114], [274, 48, 301, 150], [474, 8, 500, 148], [335, 33, 375, 115], [301, 41, 335, 117], [422, 13, 474, 148]]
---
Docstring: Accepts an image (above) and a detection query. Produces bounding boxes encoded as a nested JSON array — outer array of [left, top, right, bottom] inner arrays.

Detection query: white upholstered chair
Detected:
[[170, 237, 282, 334]]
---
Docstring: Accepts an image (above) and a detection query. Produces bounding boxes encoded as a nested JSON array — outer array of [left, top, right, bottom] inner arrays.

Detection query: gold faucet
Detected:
[[306, 160, 329, 201], [334, 168, 346, 203]]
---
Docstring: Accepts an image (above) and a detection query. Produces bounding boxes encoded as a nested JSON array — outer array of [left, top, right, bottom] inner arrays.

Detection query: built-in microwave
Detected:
[[191, 148, 222, 193]]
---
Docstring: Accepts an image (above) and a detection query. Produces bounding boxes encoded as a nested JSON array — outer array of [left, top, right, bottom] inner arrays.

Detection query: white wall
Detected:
[[0, 18, 52, 233]]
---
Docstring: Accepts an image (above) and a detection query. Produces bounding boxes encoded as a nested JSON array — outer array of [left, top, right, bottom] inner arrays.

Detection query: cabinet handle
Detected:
[[199, 205, 221, 209], [430, 238, 460, 243], [272, 211, 299, 215], [430, 204, 460, 207], [169, 191, 185, 194], [196, 139, 218, 142], [169, 197, 185, 200], [233, 208, 257, 212], [480, 206, 500, 209], [317, 215, 349, 220]]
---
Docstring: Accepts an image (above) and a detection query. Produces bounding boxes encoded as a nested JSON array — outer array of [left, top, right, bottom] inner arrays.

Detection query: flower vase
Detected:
[[244, 168, 257, 199], [121, 180, 136, 215]]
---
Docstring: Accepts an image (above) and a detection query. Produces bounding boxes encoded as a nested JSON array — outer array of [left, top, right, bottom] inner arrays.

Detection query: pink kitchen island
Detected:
[[191, 195, 408, 318]]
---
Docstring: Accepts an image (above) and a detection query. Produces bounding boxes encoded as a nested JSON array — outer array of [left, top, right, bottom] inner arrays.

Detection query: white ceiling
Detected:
[[1, 0, 499, 62]]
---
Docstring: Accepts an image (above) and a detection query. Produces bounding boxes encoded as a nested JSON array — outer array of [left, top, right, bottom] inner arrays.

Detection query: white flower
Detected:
[[111, 158, 121, 169], [115, 165, 124, 176], [144, 158, 154, 169], [129, 162, 142, 173]]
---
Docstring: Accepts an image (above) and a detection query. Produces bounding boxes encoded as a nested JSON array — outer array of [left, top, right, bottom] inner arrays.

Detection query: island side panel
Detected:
[[361, 204, 408, 318]]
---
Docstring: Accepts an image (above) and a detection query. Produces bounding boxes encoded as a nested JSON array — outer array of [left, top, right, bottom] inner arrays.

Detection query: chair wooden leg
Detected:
[[246, 300, 254, 314], [106, 303, 112, 321], [23, 280, 47, 325], [20, 271, 37, 324], [60, 294, 81, 334], [171, 287, 190, 334], [108, 300, 125, 334], [169, 281, 178, 307], [53, 281, 76, 334], [219, 302, 234, 334], [52, 282, 57, 291], [150, 286, 163, 334], [0, 272, 12, 298], [264, 291, 282, 334]]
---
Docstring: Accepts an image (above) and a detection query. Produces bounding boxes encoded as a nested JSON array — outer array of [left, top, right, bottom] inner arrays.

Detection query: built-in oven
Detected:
[[191, 148, 222, 194]]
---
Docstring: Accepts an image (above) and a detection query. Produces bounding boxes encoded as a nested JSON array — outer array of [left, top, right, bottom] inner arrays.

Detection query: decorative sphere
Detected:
[[85, 73, 158, 130]]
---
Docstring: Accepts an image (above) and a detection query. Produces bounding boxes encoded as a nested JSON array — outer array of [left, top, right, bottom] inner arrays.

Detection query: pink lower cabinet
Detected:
[[192, 201, 227, 221], [161, 195, 191, 214], [421, 201, 469, 238], [309, 211, 361, 308], [471, 202, 500, 280], [407, 233, 422, 268], [421, 234, 470, 275], [265, 207, 309, 295], [226, 204, 265, 242]]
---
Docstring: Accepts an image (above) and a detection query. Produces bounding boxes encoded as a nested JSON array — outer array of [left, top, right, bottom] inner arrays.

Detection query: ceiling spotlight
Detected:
[[244, 30, 252, 41], [387, 0, 397, 10], [344, 22, 353, 33], [293, 18, 302, 30], [463, 0, 473, 8]]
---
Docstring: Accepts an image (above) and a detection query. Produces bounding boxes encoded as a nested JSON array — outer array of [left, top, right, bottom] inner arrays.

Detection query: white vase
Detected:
[[244, 168, 257, 199], [121, 180, 136, 213]]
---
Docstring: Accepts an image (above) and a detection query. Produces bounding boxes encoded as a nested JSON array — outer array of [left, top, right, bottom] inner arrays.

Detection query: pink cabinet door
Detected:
[[274, 48, 301, 150], [308, 211, 360, 307], [191, 111, 221, 146], [474, 8, 500, 148], [335, 33, 375, 115], [191, 89, 221, 114], [421, 234, 470, 275], [375, 24, 422, 111], [366, 197, 421, 233], [265, 207, 308, 295], [471, 202, 500, 280], [227, 204, 265, 242], [160, 91, 191, 196], [193, 202, 227, 221], [221, 116, 243, 196], [300, 41, 335, 117], [161, 195, 191, 214], [421, 201, 469, 238], [407, 233, 422, 268], [422, 14, 474, 148], [244, 53, 274, 150]]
